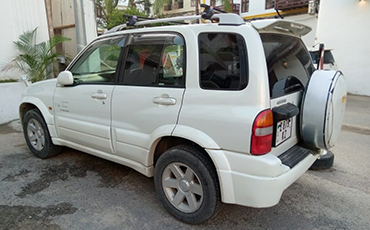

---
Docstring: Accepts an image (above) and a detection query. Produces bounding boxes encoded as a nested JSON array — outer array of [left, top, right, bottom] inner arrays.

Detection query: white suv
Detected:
[[20, 12, 347, 224]]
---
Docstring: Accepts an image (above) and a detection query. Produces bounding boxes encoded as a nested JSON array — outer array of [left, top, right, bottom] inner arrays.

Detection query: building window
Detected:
[[265, 0, 274, 9], [241, 0, 249, 13], [210, 0, 216, 6]]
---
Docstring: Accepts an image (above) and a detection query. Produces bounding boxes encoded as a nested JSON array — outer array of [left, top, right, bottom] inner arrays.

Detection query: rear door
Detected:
[[111, 33, 185, 165], [260, 33, 315, 155]]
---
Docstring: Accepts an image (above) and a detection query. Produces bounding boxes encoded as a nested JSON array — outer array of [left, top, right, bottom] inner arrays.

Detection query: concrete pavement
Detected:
[[342, 94, 370, 135]]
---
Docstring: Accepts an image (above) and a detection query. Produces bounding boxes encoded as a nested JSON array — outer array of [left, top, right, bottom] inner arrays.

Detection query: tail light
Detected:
[[251, 110, 273, 155]]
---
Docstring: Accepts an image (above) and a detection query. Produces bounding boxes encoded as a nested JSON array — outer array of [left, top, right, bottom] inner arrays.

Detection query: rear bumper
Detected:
[[207, 146, 320, 208]]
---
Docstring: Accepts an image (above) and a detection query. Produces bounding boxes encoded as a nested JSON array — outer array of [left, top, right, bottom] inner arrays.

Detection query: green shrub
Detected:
[[1, 28, 70, 83]]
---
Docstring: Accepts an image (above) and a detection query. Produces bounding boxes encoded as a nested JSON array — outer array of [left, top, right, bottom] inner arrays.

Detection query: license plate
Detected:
[[276, 118, 293, 146]]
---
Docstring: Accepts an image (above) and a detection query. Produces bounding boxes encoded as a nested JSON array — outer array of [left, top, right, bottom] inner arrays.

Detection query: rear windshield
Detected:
[[261, 33, 315, 98]]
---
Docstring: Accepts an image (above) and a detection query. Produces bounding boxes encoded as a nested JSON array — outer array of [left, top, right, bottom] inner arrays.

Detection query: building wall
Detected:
[[52, 0, 97, 58], [316, 0, 370, 96], [0, 0, 97, 80], [0, 0, 49, 80], [52, 0, 78, 58], [83, 0, 98, 45], [0, 82, 26, 124]]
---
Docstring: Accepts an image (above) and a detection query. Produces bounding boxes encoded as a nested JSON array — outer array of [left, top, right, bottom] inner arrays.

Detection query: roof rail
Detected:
[[107, 5, 245, 33]]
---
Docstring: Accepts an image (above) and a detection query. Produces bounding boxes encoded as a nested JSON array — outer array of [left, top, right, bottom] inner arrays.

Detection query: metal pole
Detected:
[[44, 0, 59, 77], [74, 0, 88, 53]]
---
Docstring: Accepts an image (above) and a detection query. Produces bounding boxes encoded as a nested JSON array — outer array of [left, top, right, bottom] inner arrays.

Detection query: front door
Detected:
[[54, 35, 126, 153]]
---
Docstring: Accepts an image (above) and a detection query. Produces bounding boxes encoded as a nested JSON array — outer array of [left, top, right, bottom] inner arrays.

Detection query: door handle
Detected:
[[153, 95, 176, 106], [91, 90, 107, 100]]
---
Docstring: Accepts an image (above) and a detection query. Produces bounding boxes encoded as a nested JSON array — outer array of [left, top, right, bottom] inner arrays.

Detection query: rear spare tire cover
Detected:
[[301, 70, 347, 150]]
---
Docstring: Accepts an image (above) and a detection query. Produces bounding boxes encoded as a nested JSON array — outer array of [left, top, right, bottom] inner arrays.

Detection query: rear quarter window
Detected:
[[198, 33, 248, 90]]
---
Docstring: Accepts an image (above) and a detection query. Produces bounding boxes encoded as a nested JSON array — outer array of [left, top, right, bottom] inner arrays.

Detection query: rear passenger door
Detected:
[[111, 33, 185, 165]]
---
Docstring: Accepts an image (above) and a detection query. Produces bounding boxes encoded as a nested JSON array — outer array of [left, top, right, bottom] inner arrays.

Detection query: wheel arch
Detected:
[[151, 135, 222, 198], [19, 97, 57, 138]]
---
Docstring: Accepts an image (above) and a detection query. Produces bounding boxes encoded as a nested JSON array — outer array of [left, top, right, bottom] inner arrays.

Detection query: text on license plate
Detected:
[[276, 118, 293, 146]]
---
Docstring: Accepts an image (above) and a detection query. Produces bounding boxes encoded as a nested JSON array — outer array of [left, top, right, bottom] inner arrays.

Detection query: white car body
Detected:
[[20, 13, 347, 223]]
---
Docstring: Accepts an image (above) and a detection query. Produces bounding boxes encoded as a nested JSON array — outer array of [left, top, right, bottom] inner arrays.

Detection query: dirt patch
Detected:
[[2, 169, 30, 182], [0, 123, 17, 135], [0, 120, 22, 134], [0, 202, 77, 230], [16, 154, 131, 198]]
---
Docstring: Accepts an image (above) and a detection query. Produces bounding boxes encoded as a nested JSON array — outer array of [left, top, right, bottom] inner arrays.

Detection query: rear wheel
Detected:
[[22, 109, 62, 158], [154, 145, 220, 224]]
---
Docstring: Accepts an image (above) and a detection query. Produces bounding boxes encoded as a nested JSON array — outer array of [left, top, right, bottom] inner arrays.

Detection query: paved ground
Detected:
[[0, 95, 369, 230]]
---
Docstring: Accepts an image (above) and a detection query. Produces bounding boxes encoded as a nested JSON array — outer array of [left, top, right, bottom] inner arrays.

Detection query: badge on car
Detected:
[[276, 118, 292, 146]]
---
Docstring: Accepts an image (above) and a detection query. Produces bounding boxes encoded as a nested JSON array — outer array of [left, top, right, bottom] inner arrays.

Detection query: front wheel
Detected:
[[22, 109, 62, 158], [154, 145, 220, 224]]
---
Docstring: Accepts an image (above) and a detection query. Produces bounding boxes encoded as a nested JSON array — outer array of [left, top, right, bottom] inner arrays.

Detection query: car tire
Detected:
[[154, 145, 220, 224], [22, 109, 62, 159], [309, 150, 334, 170]]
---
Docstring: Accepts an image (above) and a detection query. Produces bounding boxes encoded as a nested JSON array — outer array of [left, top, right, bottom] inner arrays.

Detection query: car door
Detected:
[[111, 33, 185, 165], [54, 35, 126, 153]]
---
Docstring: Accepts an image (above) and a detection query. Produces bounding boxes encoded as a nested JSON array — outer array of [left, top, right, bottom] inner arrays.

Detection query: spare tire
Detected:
[[301, 70, 347, 150]]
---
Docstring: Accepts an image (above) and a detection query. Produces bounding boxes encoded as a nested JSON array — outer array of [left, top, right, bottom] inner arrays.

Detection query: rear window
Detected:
[[261, 33, 315, 98], [198, 33, 248, 90]]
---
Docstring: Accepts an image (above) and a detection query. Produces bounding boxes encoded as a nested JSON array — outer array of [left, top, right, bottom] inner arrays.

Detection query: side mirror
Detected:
[[57, 71, 73, 86]]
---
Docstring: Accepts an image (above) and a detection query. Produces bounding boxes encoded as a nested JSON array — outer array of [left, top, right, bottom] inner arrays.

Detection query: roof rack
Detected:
[[107, 4, 245, 33]]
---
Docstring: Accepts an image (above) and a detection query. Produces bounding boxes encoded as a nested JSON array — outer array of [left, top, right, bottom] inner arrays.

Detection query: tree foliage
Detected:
[[96, 0, 120, 22], [105, 6, 149, 30], [1, 28, 70, 82]]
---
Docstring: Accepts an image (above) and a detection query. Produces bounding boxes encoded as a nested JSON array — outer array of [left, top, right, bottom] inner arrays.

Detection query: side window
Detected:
[[199, 33, 247, 90], [69, 36, 125, 84], [122, 33, 185, 87]]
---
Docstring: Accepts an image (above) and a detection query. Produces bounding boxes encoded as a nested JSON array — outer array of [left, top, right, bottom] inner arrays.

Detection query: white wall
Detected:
[[316, 0, 370, 96], [0, 0, 49, 80], [0, 82, 26, 124]]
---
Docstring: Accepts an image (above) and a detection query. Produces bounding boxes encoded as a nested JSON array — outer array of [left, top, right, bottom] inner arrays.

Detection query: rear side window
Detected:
[[261, 33, 315, 98], [198, 33, 248, 90], [122, 33, 185, 87]]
